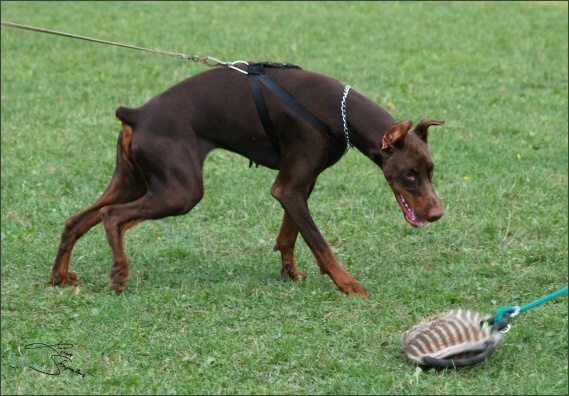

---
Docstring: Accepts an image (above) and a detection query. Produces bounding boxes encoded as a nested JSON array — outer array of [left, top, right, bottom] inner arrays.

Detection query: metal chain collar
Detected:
[[341, 85, 353, 149]]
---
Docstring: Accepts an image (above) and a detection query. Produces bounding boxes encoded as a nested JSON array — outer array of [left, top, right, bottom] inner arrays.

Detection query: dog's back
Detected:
[[116, 66, 349, 170]]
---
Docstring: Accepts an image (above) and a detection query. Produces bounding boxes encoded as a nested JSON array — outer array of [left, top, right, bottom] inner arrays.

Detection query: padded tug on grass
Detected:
[[402, 309, 506, 369], [403, 286, 568, 369]]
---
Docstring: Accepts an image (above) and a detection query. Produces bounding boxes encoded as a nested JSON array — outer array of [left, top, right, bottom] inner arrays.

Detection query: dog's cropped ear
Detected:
[[381, 120, 413, 151], [413, 119, 445, 142]]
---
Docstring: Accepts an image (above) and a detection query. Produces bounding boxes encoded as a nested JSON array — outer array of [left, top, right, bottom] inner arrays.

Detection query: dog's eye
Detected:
[[403, 172, 416, 182]]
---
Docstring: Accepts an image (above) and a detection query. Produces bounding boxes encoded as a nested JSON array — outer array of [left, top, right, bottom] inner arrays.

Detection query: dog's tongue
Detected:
[[395, 193, 426, 228]]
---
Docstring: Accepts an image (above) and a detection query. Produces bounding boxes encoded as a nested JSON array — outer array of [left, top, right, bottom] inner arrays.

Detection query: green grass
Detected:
[[1, 1, 567, 394]]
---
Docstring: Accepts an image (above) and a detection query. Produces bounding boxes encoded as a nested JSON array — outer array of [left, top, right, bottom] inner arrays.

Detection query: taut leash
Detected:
[[3, 21, 353, 165], [1, 20, 248, 71]]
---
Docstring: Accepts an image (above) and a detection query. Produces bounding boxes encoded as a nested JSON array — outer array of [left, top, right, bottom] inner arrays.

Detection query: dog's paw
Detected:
[[281, 264, 307, 282], [336, 277, 369, 298], [347, 283, 369, 298], [109, 272, 128, 292], [109, 261, 129, 292], [109, 279, 127, 293], [50, 271, 78, 287]]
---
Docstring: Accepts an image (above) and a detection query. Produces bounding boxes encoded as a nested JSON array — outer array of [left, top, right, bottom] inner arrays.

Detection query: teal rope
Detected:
[[494, 286, 568, 324]]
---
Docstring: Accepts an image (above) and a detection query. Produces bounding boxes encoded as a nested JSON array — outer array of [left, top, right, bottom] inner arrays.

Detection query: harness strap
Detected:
[[247, 62, 346, 166], [249, 74, 281, 153]]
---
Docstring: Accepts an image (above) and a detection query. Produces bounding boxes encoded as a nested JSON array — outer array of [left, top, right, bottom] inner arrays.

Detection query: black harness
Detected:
[[246, 62, 346, 167]]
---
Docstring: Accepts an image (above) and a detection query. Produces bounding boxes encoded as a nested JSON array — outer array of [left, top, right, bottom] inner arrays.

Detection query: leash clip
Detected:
[[499, 307, 519, 334], [188, 56, 248, 74], [510, 306, 521, 318], [227, 60, 249, 74]]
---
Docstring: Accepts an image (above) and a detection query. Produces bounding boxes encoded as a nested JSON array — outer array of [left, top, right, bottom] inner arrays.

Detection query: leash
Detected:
[[1, 20, 248, 71], [492, 285, 568, 330], [2, 21, 354, 164]]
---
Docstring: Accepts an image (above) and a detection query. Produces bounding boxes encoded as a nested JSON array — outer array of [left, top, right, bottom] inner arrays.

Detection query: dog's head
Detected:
[[379, 119, 445, 227]]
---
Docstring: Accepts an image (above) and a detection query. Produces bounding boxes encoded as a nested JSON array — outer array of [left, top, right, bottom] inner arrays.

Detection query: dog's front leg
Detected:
[[273, 179, 318, 281], [270, 177, 368, 298], [273, 211, 307, 281]]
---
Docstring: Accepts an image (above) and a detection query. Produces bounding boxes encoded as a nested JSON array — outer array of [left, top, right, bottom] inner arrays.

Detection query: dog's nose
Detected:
[[427, 206, 444, 222]]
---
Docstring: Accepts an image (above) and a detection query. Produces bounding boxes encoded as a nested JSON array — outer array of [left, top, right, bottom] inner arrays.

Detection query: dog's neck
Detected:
[[343, 89, 397, 168]]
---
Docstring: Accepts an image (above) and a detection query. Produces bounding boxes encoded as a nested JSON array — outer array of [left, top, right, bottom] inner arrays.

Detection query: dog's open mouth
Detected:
[[395, 193, 426, 228]]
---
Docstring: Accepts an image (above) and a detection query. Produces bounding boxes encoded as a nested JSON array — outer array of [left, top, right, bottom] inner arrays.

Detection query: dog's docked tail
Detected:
[[115, 106, 138, 165]]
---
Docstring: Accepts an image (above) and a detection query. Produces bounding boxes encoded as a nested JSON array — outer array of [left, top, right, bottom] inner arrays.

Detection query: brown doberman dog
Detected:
[[49, 62, 444, 297]]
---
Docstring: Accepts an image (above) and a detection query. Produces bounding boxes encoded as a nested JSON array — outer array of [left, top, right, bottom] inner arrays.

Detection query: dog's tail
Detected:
[[115, 106, 138, 165]]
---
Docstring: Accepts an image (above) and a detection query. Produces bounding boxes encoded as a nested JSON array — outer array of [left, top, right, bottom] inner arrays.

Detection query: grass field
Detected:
[[1, 1, 567, 394]]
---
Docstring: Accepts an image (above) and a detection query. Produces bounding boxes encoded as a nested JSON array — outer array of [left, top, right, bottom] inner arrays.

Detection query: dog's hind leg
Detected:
[[50, 131, 146, 287], [99, 173, 204, 291], [99, 134, 207, 291]]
